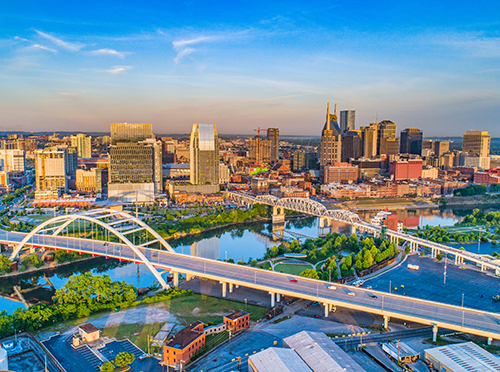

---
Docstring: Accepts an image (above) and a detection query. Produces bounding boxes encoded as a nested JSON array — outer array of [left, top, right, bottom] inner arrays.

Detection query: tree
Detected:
[[100, 361, 115, 372], [114, 352, 135, 367], [436, 253, 443, 261], [299, 269, 319, 279]]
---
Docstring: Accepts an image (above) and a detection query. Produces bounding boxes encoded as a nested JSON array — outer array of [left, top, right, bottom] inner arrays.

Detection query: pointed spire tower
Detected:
[[320, 99, 342, 176]]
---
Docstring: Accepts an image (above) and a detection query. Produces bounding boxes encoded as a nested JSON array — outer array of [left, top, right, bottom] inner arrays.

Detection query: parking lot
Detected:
[[365, 254, 500, 312]]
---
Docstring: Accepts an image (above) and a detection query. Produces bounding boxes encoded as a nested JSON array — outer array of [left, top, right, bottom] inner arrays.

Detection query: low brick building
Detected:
[[223, 311, 250, 333], [163, 321, 205, 369]]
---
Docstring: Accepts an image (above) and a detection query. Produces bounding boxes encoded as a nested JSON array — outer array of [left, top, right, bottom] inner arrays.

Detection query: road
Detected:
[[2, 230, 500, 342]]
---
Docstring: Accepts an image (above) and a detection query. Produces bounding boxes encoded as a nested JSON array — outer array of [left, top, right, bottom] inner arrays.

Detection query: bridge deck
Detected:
[[2, 230, 500, 341]]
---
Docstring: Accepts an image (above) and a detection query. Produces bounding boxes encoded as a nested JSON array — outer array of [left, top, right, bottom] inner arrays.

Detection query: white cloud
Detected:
[[172, 36, 216, 50], [431, 32, 500, 58], [90, 48, 125, 58], [35, 30, 83, 51], [174, 47, 195, 64], [106, 66, 132, 75], [32, 44, 57, 53]]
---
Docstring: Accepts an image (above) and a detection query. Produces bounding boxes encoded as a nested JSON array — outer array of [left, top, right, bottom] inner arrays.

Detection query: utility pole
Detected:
[[397, 339, 400, 364]]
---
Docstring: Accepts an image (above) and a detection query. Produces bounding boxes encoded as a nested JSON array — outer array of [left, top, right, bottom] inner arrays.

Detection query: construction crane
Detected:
[[254, 127, 268, 164]]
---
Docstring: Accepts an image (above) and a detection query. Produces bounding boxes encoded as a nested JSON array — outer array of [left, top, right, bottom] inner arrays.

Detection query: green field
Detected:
[[274, 263, 311, 275], [257, 261, 271, 270], [354, 198, 416, 207]]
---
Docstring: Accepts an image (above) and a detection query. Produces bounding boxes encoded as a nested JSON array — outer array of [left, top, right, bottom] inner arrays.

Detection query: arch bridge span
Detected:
[[9, 209, 174, 289]]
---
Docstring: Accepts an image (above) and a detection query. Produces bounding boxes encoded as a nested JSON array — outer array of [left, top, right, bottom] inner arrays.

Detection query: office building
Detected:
[[463, 130, 491, 157], [323, 163, 358, 184], [433, 141, 450, 157], [190, 123, 219, 185], [389, 159, 423, 180], [361, 123, 378, 158], [162, 321, 205, 370], [219, 162, 230, 184], [267, 128, 279, 163], [249, 137, 271, 163], [110, 123, 153, 144], [340, 110, 355, 134], [341, 130, 362, 162], [320, 101, 342, 169], [75, 168, 103, 194], [71, 134, 92, 159], [35, 148, 67, 196], [463, 155, 490, 169], [400, 128, 423, 155], [378, 120, 398, 155], [0, 149, 25, 172], [292, 151, 318, 171]]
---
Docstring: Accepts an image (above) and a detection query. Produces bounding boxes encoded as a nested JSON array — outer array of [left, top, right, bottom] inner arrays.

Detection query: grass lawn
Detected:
[[101, 322, 165, 351], [25, 214, 55, 222], [354, 198, 416, 207], [165, 293, 269, 325], [274, 263, 312, 276], [257, 261, 271, 270]]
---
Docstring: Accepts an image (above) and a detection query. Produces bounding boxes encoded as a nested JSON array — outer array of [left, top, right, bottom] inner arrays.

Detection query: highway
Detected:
[[2, 229, 500, 342]]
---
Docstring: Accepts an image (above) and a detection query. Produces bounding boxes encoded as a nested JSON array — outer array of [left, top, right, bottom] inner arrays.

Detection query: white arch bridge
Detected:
[[2, 208, 500, 343]]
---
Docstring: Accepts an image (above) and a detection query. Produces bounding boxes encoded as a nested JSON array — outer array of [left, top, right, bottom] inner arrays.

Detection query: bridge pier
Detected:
[[221, 282, 227, 297], [229, 283, 234, 293], [351, 225, 357, 235], [433, 324, 439, 342], [324, 303, 329, 318], [270, 292, 275, 307], [383, 315, 390, 330], [319, 217, 332, 238], [272, 206, 285, 224], [276, 293, 281, 302], [172, 272, 179, 287], [496, 268, 500, 276], [488, 337, 493, 345], [481, 265, 486, 272]]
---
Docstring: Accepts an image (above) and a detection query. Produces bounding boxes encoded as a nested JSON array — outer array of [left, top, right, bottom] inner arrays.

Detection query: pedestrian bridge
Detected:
[[2, 209, 500, 344]]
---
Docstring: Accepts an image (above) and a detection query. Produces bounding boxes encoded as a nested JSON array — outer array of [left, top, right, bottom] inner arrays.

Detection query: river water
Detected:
[[0, 206, 496, 314]]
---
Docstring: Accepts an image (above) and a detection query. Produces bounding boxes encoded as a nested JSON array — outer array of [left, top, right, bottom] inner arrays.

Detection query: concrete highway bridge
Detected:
[[3, 208, 500, 344], [226, 191, 500, 276]]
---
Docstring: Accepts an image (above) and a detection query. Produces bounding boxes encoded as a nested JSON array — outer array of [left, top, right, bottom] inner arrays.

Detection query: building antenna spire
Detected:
[[376, 111, 378, 123], [334, 100, 337, 117]]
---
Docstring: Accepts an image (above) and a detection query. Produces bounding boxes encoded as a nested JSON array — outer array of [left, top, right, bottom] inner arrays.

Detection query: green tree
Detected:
[[100, 361, 115, 372], [114, 352, 135, 367], [299, 269, 319, 279]]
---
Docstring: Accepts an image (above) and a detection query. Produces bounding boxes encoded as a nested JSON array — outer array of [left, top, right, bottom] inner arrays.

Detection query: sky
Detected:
[[1, 1, 500, 136]]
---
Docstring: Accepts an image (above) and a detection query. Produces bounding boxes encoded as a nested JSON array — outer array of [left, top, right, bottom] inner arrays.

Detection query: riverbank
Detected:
[[440, 194, 500, 207], [343, 197, 439, 212]]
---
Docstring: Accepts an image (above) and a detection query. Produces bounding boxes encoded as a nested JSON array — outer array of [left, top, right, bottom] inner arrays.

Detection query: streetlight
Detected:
[[389, 280, 392, 294], [329, 269, 332, 282]]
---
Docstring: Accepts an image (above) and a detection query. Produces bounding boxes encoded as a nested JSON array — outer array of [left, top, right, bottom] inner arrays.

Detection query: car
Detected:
[[328, 285, 337, 291], [2, 341, 14, 349], [369, 295, 378, 299], [366, 286, 372, 290], [401, 285, 405, 288], [152, 251, 158, 257], [114, 247, 121, 252], [311, 302, 319, 306], [314, 315, 319, 318], [347, 292, 356, 297], [289, 278, 298, 283]]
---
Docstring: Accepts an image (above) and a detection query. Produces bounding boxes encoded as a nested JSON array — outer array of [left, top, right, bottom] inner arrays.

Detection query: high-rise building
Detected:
[[35, 148, 67, 195], [110, 123, 154, 144], [400, 128, 423, 155], [340, 110, 355, 134], [249, 137, 271, 163], [434, 141, 450, 157], [320, 101, 342, 170], [0, 149, 25, 172], [108, 123, 162, 203], [341, 130, 362, 162], [190, 124, 219, 185], [378, 120, 398, 156], [463, 131, 490, 157], [71, 134, 92, 158], [361, 123, 378, 158], [292, 151, 318, 171], [267, 128, 279, 163], [76, 168, 103, 194]]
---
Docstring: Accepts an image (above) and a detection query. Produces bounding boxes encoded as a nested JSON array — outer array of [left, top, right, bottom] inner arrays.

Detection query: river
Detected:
[[0, 206, 496, 314]]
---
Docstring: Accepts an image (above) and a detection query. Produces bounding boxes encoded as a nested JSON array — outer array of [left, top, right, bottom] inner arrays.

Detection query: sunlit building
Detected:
[[190, 123, 219, 185], [320, 101, 342, 178], [463, 130, 491, 157], [71, 134, 92, 159]]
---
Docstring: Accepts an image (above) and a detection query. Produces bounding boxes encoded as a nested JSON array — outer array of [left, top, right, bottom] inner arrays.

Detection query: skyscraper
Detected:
[[400, 128, 423, 155], [249, 137, 271, 163], [71, 134, 92, 158], [463, 131, 491, 157], [108, 123, 162, 203], [378, 120, 398, 156], [320, 101, 342, 169], [35, 148, 67, 197], [190, 124, 219, 185], [341, 130, 362, 162], [267, 128, 279, 163], [361, 123, 378, 158], [340, 110, 355, 134]]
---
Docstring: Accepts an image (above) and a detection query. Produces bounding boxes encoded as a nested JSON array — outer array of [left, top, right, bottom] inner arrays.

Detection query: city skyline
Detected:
[[1, 1, 500, 136]]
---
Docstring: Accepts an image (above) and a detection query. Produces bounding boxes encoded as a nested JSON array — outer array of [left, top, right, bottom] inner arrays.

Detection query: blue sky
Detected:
[[1, 1, 500, 136]]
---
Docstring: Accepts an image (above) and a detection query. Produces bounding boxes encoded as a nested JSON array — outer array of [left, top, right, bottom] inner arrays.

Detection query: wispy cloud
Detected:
[[106, 65, 132, 75], [431, 32, 500, 58], [172, 36, 217, 50], [32, 44, 57, 53], [35, 30, 83, 51], [90, 48, 125, 58], [174, 47, 195, 64]]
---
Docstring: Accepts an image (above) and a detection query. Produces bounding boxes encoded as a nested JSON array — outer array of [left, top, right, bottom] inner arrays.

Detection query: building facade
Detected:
[[361, 123, 378, 158], [320, 101, 342, 171], [341, 130, 362, 162], [389, 159, 423, 180], [463, 130, 491, 157], [163, 321, 205, 369], [190, 123, 219, 185], [323, 163, 358, 184], [400, 128, 423, 155], [71, 134, 92, 159], [0, 149, 25, 172], [339, 110, 355, 134], [267, 128, 279, 164], [35, 149, 67, 195], [110, 123, 153, 144], [378, 120, 398, 155]]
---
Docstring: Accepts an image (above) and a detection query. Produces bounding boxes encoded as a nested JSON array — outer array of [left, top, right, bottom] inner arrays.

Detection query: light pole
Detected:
[[444, 254, 447, 284], [329, 269, 332, 282], [389, 280, 392, 294]]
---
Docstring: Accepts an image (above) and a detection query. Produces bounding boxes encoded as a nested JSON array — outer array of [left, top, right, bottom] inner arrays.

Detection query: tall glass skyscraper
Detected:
[[267, 128, 279, 164], [400, 128, 423, 155], [340, 110, 355, 134], [190, 124, 219, 185]]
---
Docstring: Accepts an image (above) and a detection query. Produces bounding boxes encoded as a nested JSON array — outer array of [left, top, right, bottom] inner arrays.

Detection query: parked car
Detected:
[[348, 292, 356, 297], [328, 285, 337, 291]]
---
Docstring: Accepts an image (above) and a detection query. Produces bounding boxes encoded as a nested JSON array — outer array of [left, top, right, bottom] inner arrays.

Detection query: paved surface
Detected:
[[365, 254, 500, 313], [3, 230, 500, 341]]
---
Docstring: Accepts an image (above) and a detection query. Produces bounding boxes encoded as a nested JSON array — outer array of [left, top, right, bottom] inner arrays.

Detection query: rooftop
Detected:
[[165, 321, 204, 350], [249, 348, 312, 372], [224, 311, 249, 321], [283, 331, 365, 372], [78, 323, 99, 334], [424, 342, 500, 372]]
